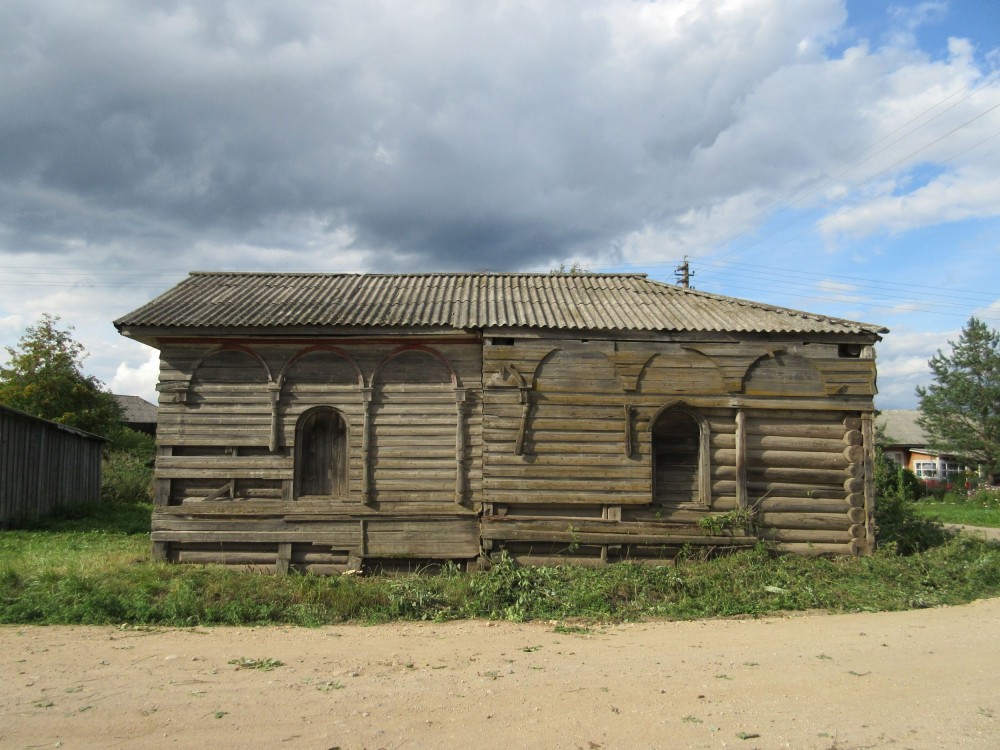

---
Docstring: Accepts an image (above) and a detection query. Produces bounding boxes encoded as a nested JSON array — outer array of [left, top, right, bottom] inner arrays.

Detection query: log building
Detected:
[[115, 272, 886, 571]]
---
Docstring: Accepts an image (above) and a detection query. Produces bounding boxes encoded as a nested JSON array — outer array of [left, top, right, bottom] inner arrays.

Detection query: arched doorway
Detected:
[[295, 407, 347, 497], [652, 407, 706, 506]]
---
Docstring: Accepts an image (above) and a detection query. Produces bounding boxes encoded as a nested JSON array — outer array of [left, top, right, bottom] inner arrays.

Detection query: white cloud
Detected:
[[874, 327, 957, 408], [822, 170, 1000, 238], [110, 346, 160, 404]]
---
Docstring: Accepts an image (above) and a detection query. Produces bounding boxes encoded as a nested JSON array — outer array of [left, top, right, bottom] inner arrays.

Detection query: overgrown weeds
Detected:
[[2, 487, 999, 627], [2, 533, 998, 626]]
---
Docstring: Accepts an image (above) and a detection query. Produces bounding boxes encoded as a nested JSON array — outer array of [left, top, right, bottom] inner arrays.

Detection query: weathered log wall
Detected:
[[148, 331, 877, 568], [150, 338, 483, 568], [480, 336, 876, 563], [0, 406, 104, 526]]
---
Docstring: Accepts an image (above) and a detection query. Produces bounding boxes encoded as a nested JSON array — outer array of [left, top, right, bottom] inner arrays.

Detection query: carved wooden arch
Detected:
[[489, 362, 527, 389], [189, 344, 274, 383], [742, 348, 826, 396], [487, 350, 561, 457], [648, 400, 711, 507], [677, 346, 742, 393], [276, 345, 365, 389], [609, 351, 657, 392], [367, 344, 466, 505], [528, 347, 563, 388], [270, 346, 365, 454], [647, 400, 708, 433], [371, 344, 459, 388]]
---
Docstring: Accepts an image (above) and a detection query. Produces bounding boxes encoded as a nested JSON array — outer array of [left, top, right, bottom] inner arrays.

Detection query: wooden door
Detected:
[[296, 408, 346, 497]]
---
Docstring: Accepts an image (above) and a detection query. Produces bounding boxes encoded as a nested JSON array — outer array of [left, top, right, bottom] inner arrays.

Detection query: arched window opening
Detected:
[[652, 408, 706, 505], [295, 407, 347, 497]]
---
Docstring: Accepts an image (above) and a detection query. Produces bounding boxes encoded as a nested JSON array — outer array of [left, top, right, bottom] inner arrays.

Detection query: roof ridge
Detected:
[[116, 272, 888, 337], [187, 271, 651, 279], [642, 277, 888, 333]]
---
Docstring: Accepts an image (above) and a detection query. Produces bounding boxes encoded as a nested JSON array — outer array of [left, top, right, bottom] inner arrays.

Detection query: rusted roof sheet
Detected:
[[115, 272, 886, 336]]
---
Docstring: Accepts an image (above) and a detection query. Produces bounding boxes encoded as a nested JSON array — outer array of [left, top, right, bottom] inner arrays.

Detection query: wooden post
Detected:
[[455, 388, 467, 504], [698, 416, 712, 506], [623, 404, 633, 457], [361, 387, 373, 504], [228, 446, 237, 499], [154, 445, 172, 507], [268, 382, 281, 452], [276, 542, 292, 575], [735, 409, 747, 509], [861, 412, 876, 554], [515, 387, 531, 456]]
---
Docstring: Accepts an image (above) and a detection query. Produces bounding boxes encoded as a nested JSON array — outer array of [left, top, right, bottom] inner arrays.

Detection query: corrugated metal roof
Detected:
[[876, 410, 929, 446], [115, 272, 887, 336], [113, 394, 158, 424]]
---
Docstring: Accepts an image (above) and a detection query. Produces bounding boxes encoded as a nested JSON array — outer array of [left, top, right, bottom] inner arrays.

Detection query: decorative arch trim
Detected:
[[190, 344, 273, 383], [371, 344, 458, 387], [647, 400, 708, 432], [277, 345, 364, 389], [742, 349, 826, 396]]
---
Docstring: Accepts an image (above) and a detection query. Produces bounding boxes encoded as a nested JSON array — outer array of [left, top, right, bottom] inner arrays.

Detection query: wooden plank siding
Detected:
[[1, 406, 104, 526]]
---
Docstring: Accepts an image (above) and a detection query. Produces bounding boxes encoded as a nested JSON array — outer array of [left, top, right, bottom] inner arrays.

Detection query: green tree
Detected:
[[916, 317, 1000, 483], [0, 314, 123, 437]]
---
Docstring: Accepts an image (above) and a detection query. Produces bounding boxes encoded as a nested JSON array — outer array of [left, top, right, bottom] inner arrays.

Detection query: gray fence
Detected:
[[1, 406, 104, 526]]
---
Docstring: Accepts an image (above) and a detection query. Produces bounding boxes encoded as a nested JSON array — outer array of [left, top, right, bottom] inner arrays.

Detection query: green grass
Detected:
[[915, 502, 1000, 528], [913, 489, 1000, 528], [2, 500, 1000, 625]]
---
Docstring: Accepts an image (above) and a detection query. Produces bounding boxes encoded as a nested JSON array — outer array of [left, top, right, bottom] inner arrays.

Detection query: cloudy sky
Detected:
[[1, 0, 998, 408]]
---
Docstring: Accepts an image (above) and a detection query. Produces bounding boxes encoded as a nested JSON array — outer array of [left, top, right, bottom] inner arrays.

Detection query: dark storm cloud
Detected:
[[0, 0, 863, 269]]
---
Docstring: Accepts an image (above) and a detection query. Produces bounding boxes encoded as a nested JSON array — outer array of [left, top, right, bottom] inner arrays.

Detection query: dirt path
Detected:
[[944, 524, 1000, 541], [2, 599, 998, 750]]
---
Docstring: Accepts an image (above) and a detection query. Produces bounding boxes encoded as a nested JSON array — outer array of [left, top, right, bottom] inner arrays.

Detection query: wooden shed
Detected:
[[115, 272, 886, 571], [1, 405, 105, 527]]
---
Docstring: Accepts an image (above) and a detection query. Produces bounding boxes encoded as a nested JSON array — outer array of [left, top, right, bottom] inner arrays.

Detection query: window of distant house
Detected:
[[914, 461, 938, 479], [942, 461, 963, 477], [651, 407, 708, 506], [295, 407, 347, 497]]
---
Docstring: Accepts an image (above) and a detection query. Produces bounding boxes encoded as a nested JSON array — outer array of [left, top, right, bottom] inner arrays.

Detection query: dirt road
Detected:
[[3, 598, 998, 749]]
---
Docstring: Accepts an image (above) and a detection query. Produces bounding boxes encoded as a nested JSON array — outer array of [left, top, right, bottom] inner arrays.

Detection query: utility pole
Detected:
[[674, 256, 694, 289]]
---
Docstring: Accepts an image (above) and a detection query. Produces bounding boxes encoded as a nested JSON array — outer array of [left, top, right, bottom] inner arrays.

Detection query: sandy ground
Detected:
[[2, 600, 999, 750]]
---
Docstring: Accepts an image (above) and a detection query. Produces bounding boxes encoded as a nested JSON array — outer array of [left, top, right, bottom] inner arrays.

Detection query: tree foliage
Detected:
[[916, 317, 1000, 481], [0, 314, 122, 437]]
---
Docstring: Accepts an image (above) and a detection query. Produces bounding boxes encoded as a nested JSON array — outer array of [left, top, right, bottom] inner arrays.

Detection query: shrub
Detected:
[[102, 449, 154, 504], [101, 427, 155, 505], [874, 449, 924, 501], [875, 492, 947, 555]]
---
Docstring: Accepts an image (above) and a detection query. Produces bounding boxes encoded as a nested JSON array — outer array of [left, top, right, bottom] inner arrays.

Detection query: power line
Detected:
[[707, 100, 1000, 264], [589, 256, 998, 302], [682, 72, 1000, 263]]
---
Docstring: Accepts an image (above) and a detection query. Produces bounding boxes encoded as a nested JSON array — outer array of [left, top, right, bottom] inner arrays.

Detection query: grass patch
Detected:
[[913, 490, 1000, 528], [2, 500, 999, 626], [916, 503, 1000, 528], [229, 657, 285, 671], [2, 535, 999, 626]]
